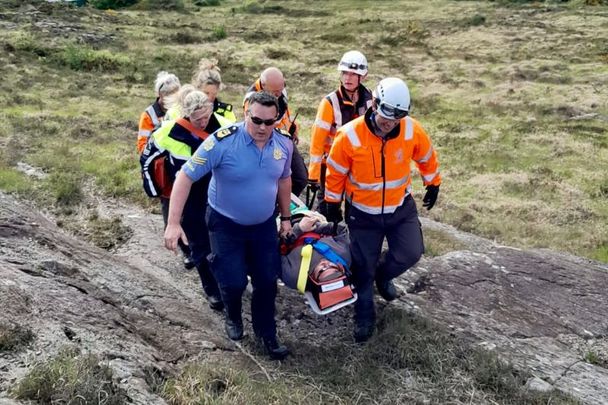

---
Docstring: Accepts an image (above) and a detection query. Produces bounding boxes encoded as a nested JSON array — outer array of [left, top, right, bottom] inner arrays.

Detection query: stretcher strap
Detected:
[[298, 244, 313, 293], [312, 241, 348, 270]]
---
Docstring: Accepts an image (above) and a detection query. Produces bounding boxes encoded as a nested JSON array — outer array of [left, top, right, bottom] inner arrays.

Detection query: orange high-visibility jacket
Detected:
[[137, 99, 165, 154], [243, 79, 297, 134], [308, 85, 372, 182], [325, 112, 441, 215]]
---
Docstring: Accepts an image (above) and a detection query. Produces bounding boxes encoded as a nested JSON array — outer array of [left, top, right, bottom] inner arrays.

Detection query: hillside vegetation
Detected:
[[1, 0, 606, 262], [0, 0, 607, 261], [2, 1, 607, 404]]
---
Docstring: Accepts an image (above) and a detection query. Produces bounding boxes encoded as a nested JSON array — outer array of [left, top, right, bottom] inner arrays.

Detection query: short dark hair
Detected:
[[248, 91, 279, 115]]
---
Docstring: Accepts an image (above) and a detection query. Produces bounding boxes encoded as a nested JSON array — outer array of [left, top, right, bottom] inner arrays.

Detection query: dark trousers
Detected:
[[206, 207, 280, 338], [162, 176, 220, 298], [347, 195, 424, 326], [291, 145, 308, 197]]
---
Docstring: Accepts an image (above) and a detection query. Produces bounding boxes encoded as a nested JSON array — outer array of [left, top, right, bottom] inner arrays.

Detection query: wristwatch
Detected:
[[280, 215, 292, 222]]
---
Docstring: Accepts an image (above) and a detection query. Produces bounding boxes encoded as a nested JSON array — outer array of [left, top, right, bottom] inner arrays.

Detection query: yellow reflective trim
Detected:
[[297, 244, 313, 293]]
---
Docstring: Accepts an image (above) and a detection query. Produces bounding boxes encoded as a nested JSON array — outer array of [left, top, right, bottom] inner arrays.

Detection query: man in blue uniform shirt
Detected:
[[164, 91, 293, 360]]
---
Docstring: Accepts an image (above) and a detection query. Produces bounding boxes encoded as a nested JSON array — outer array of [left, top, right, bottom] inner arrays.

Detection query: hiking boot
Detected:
[[207, 294, 224, 311], [261, 335, 289, 360], [353, 323, 374, 343], [225, 319, 243, 341], [183, 255, 195, 270], [376, 278, 397, 301]]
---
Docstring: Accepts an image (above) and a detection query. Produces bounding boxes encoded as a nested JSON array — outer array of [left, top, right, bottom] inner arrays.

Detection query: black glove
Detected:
[[321, 202, 343, 223], [422, 185, 440, 210], [307, 179, 320, 193]]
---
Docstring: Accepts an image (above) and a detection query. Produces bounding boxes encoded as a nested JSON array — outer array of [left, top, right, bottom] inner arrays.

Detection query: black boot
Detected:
[[225, 318, 243, 341], [376, 278, 397, 301], [353, 322, 374, 343], [207, 294, 224, 311], [182, 255, 195, 270], [196, 263, 222, 310], [261, 335, 289, 360]]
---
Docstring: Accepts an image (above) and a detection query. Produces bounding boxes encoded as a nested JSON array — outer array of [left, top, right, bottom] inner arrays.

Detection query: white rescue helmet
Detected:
[[373, 77, 410, 120], [337, 50, 368, 76]]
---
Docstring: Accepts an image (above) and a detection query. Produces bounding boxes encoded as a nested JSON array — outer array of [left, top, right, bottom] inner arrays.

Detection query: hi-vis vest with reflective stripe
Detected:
[[137, 101, 164, 154], [325, 115, 441, 215], [153, 120, 194, 163], [308, 86, 372, 181]]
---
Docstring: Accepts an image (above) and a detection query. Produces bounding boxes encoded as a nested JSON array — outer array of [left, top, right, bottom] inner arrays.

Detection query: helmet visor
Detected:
[[378, 101, 408, 119]]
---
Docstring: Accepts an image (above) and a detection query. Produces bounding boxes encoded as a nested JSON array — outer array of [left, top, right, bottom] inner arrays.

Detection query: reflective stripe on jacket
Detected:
[[137, 99, 164, 154], [308, 85, 372, 181], [325, 110, 441, 215]]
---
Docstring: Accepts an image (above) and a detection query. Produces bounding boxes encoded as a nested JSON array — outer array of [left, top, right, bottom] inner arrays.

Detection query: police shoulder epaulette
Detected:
[[215, 125, 238, 140], [276, 128, 292, 139]]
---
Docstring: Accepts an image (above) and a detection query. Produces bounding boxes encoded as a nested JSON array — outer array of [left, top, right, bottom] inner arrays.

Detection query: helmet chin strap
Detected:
[[343, 75, 361, 101], [369, 112, 387, 137]]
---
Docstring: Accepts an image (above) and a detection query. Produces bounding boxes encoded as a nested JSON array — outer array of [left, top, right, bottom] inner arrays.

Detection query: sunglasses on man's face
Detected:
[[248, 112, 277, 126], [340, 61, 367, 71], [378, 101, 409, 119]]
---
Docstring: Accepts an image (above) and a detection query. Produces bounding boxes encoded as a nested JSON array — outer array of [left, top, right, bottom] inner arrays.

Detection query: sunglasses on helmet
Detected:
[[248, 112, 277, 126], [340, 61, 367, 71], [378, 101, 409, 119]]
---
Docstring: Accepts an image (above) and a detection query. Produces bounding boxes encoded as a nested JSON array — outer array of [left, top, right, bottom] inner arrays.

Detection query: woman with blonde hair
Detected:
[[192, 58, 236, 122], [137, 71, 180, 154], [142, 91, 225, 309]]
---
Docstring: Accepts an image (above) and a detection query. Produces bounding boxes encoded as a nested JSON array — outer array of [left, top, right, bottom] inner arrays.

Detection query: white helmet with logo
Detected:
[[373, 77, 411, 120], [337, 50, 368, 76]]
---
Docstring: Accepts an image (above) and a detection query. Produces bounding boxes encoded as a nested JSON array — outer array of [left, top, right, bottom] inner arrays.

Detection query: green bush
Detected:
[[238, 2, 285, 14], [0, 166, 30, 194], [137, 0, 185, 10], [467, 14, 487, 26], [167, 31, 202, 45], [82, 214, 133, 250], [89, 0, 138, 9], [194, 0, 221, 6], [211, 25, 227, 40], [49, 172, 83, 207], [0, 324, 35, 352], [12, 348, 127, 404], [6, 32, 49, 57], [56, 44, 131, 72]]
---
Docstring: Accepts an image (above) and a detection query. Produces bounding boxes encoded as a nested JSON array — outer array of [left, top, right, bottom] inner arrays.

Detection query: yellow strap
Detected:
[[297, 245, 313, 293]]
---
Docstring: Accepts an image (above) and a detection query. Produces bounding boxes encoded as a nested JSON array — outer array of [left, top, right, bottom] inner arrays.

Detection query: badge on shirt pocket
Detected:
[[273, 148, 283, 160]]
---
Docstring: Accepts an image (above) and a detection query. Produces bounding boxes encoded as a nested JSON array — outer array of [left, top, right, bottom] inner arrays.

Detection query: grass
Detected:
[[0, 0, 605, 260], [0, 323, 35, 353], [423, 227, 468, 257], [2, 2, 603, 400], [62, 211, 134, 250], [160, 309, 579, 404], [12, 347, 128, 404]]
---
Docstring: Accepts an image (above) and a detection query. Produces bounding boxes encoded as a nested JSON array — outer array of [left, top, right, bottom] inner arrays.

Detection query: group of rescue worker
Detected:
[[137, 50, 441, 360]]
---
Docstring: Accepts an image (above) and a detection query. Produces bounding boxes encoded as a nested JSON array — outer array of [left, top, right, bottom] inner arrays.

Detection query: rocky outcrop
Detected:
[[1, 192, 607, 404], [0, 193, 228, 404], [402, 218, 608, 404]]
